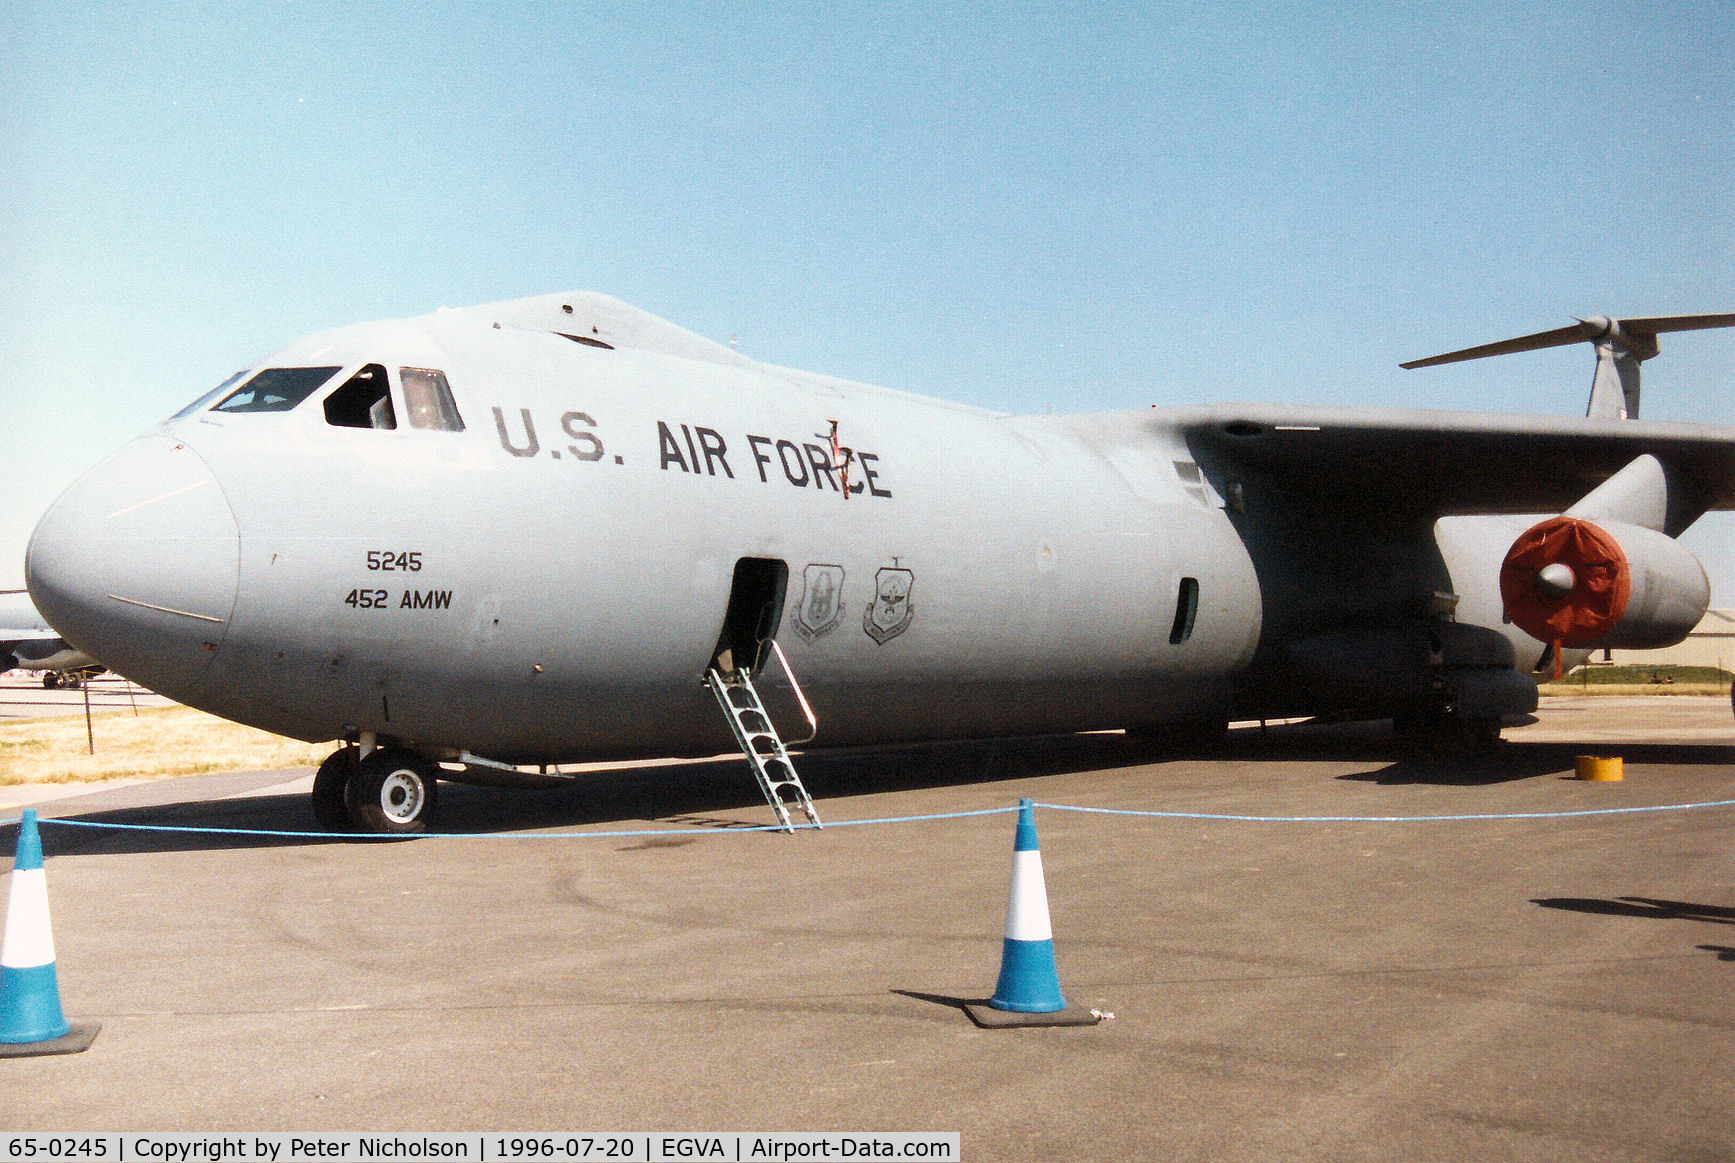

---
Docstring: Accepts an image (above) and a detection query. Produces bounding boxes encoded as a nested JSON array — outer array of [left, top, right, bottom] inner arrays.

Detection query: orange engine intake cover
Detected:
[[1499, 515, 1633, 647]]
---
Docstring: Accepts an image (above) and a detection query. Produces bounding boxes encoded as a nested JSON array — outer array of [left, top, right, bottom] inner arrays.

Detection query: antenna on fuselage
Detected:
[[1400, 313, 1735, 420]]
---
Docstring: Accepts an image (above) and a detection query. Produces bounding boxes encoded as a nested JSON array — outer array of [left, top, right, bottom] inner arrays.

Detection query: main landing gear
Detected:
[[311, 744, 440, 834], [1391, 708, 1503, 757], [1123, 712, 1231, 756]]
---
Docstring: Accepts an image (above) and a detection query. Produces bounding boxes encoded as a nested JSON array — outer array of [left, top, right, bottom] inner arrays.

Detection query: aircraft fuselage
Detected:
[[28, 306, 1264, 765], [28, 294, 1733, 833]]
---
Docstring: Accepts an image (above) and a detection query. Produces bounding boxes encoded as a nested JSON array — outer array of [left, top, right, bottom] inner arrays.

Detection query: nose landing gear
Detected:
[[310, 745, 439, 834]]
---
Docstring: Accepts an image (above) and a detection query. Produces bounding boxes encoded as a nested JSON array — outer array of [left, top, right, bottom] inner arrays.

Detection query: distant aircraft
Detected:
[[0, 590, 99, 688], [22, 295, 1735, 832]]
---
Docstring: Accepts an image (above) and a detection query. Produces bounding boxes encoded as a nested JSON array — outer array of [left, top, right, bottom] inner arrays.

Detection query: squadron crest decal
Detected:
[[792, 563, 847, 642], [863, 566, 915, 645]]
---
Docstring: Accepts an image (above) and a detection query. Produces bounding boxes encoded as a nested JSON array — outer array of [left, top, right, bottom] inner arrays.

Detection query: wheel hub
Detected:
[[378, 769, 425, 823]]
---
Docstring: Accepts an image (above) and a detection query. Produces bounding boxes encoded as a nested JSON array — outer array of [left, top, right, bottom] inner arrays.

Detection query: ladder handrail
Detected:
[[704, 666, 822, 832], [769, 639, 819, 746]]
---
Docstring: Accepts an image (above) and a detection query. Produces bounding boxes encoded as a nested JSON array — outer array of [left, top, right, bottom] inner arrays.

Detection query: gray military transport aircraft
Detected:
[[0, 590, 98, 688], [23, 295, 1735, 833]]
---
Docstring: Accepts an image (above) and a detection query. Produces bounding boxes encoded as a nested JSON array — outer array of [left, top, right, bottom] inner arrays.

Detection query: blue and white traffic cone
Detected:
[[989, 798, 1068, 1013], [0, 810, 96, 1054], [1, 809, 70, 1043]]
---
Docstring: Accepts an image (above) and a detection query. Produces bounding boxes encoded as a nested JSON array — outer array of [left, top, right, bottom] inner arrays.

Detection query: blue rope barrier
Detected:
[[1031, 798, 1735, 823], [0, 803, 1019, 840], [2, 796, 1733, 841]]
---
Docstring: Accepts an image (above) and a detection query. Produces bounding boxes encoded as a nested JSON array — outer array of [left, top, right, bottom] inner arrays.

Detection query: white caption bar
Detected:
[[0, 1134, 961, 1163]]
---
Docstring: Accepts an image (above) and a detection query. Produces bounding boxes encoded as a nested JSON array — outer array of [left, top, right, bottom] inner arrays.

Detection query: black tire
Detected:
[[345, 751, 439, 834], [311, 749, 355, 833], [1125, 713, 1229, 756], [1394, 711, 1502, 757]]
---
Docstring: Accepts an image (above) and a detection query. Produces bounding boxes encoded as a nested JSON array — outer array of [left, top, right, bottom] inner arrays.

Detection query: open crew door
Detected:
[[711, 557, 788, 677], [703, 557, 819, 831]]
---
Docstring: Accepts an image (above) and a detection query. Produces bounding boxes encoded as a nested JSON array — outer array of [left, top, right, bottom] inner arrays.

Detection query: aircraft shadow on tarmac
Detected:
[[1330, 741, 1735, 786], [9, 725, 1734, 857], [1532, 896, 1735, 925], [1533, 897, 1735, 965], [13, 731, 1140, 857]]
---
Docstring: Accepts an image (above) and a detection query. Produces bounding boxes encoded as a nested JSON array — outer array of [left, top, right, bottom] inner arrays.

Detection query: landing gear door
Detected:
[[712, 558, 789, 677]]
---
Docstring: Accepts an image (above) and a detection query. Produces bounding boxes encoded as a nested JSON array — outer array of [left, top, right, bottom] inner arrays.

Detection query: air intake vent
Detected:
[[555, 332, 615, 350]]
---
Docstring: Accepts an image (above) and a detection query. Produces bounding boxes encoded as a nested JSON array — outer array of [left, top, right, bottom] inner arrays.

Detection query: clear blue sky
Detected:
[[4, 3, 1732, 595]]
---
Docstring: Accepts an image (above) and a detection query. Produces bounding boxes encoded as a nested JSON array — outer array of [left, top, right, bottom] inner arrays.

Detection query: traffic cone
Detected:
[[964, 799, 1100, 1028], [990, 798, 1067, 1012], [0, 810, 98, 1056]]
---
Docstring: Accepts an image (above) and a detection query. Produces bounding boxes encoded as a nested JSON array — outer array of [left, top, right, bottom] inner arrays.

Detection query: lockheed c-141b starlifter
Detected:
[[25, 296, 1735, 832]]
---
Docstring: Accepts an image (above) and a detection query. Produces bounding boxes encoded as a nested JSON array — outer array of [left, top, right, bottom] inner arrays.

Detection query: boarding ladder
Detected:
[[704, 662, 822, 832]]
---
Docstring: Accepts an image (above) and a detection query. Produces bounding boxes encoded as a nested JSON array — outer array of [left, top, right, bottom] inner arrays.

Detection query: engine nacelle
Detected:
[[1499, 515, 1709, 650]]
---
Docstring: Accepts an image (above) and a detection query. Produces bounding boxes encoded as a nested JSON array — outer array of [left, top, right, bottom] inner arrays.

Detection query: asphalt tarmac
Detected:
[[0, 673, 175, 720], [2, 697, 1732, 1160]]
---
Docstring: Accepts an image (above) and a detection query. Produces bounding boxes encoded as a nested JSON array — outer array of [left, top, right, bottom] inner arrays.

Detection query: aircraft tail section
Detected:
[[1401, 312, 1735, 421]]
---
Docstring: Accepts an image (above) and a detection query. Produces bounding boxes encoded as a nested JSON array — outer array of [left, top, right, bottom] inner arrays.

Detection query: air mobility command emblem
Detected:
[[793, 563, 847, 642], [863, 566, 915, 644]]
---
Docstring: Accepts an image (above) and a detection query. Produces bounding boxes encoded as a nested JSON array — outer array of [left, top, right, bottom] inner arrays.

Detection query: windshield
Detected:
[[212, 367, 342, 414], [168, 370, 251, 420]]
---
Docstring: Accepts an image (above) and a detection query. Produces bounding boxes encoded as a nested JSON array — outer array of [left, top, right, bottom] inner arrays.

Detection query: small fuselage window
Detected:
[[400, 368, 465, 431], [1170, 576, 1200, 645], [212, 367, 342, 414], [323, 365, 397, 430]]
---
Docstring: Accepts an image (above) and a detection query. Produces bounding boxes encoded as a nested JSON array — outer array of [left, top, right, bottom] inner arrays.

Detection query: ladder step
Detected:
[[705, 666, 822, 832]]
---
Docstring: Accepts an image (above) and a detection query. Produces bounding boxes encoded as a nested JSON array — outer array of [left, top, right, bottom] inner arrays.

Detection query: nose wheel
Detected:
[[311, 746, 440, 834]]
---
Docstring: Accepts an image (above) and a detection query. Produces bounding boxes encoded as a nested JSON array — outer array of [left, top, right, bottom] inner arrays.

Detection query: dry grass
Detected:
[[1538, 682, 1730, 697], [1539, 664, 1732, 698], [0, 706, 333, 786]]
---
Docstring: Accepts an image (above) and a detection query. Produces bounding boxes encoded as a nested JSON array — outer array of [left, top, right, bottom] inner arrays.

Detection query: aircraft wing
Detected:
[[0, 593, 59, 645], [0, 629, 63, 645], [0, 591, 83, 670], [1170, 404, 1735, 523]]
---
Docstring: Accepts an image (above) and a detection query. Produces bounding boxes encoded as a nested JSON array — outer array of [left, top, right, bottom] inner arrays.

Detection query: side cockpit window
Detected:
[[212, 367, 342, 414], [323, 364, 397, 430], [400, 368, 465, 431]]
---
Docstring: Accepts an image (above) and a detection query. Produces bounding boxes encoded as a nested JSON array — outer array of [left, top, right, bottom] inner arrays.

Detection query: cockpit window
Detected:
[[212, 367, 342, 414], [169, 369, 251, 420], [323, 364, 397, 430], [400, 368, 465, 432]]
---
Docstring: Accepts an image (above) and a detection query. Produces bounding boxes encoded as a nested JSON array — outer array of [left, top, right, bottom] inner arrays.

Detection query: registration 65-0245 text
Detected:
[[6, 1140, 108, 1159]]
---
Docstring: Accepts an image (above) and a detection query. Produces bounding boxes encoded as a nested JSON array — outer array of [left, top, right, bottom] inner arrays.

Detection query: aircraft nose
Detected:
[[26, 436, 239, 693]]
